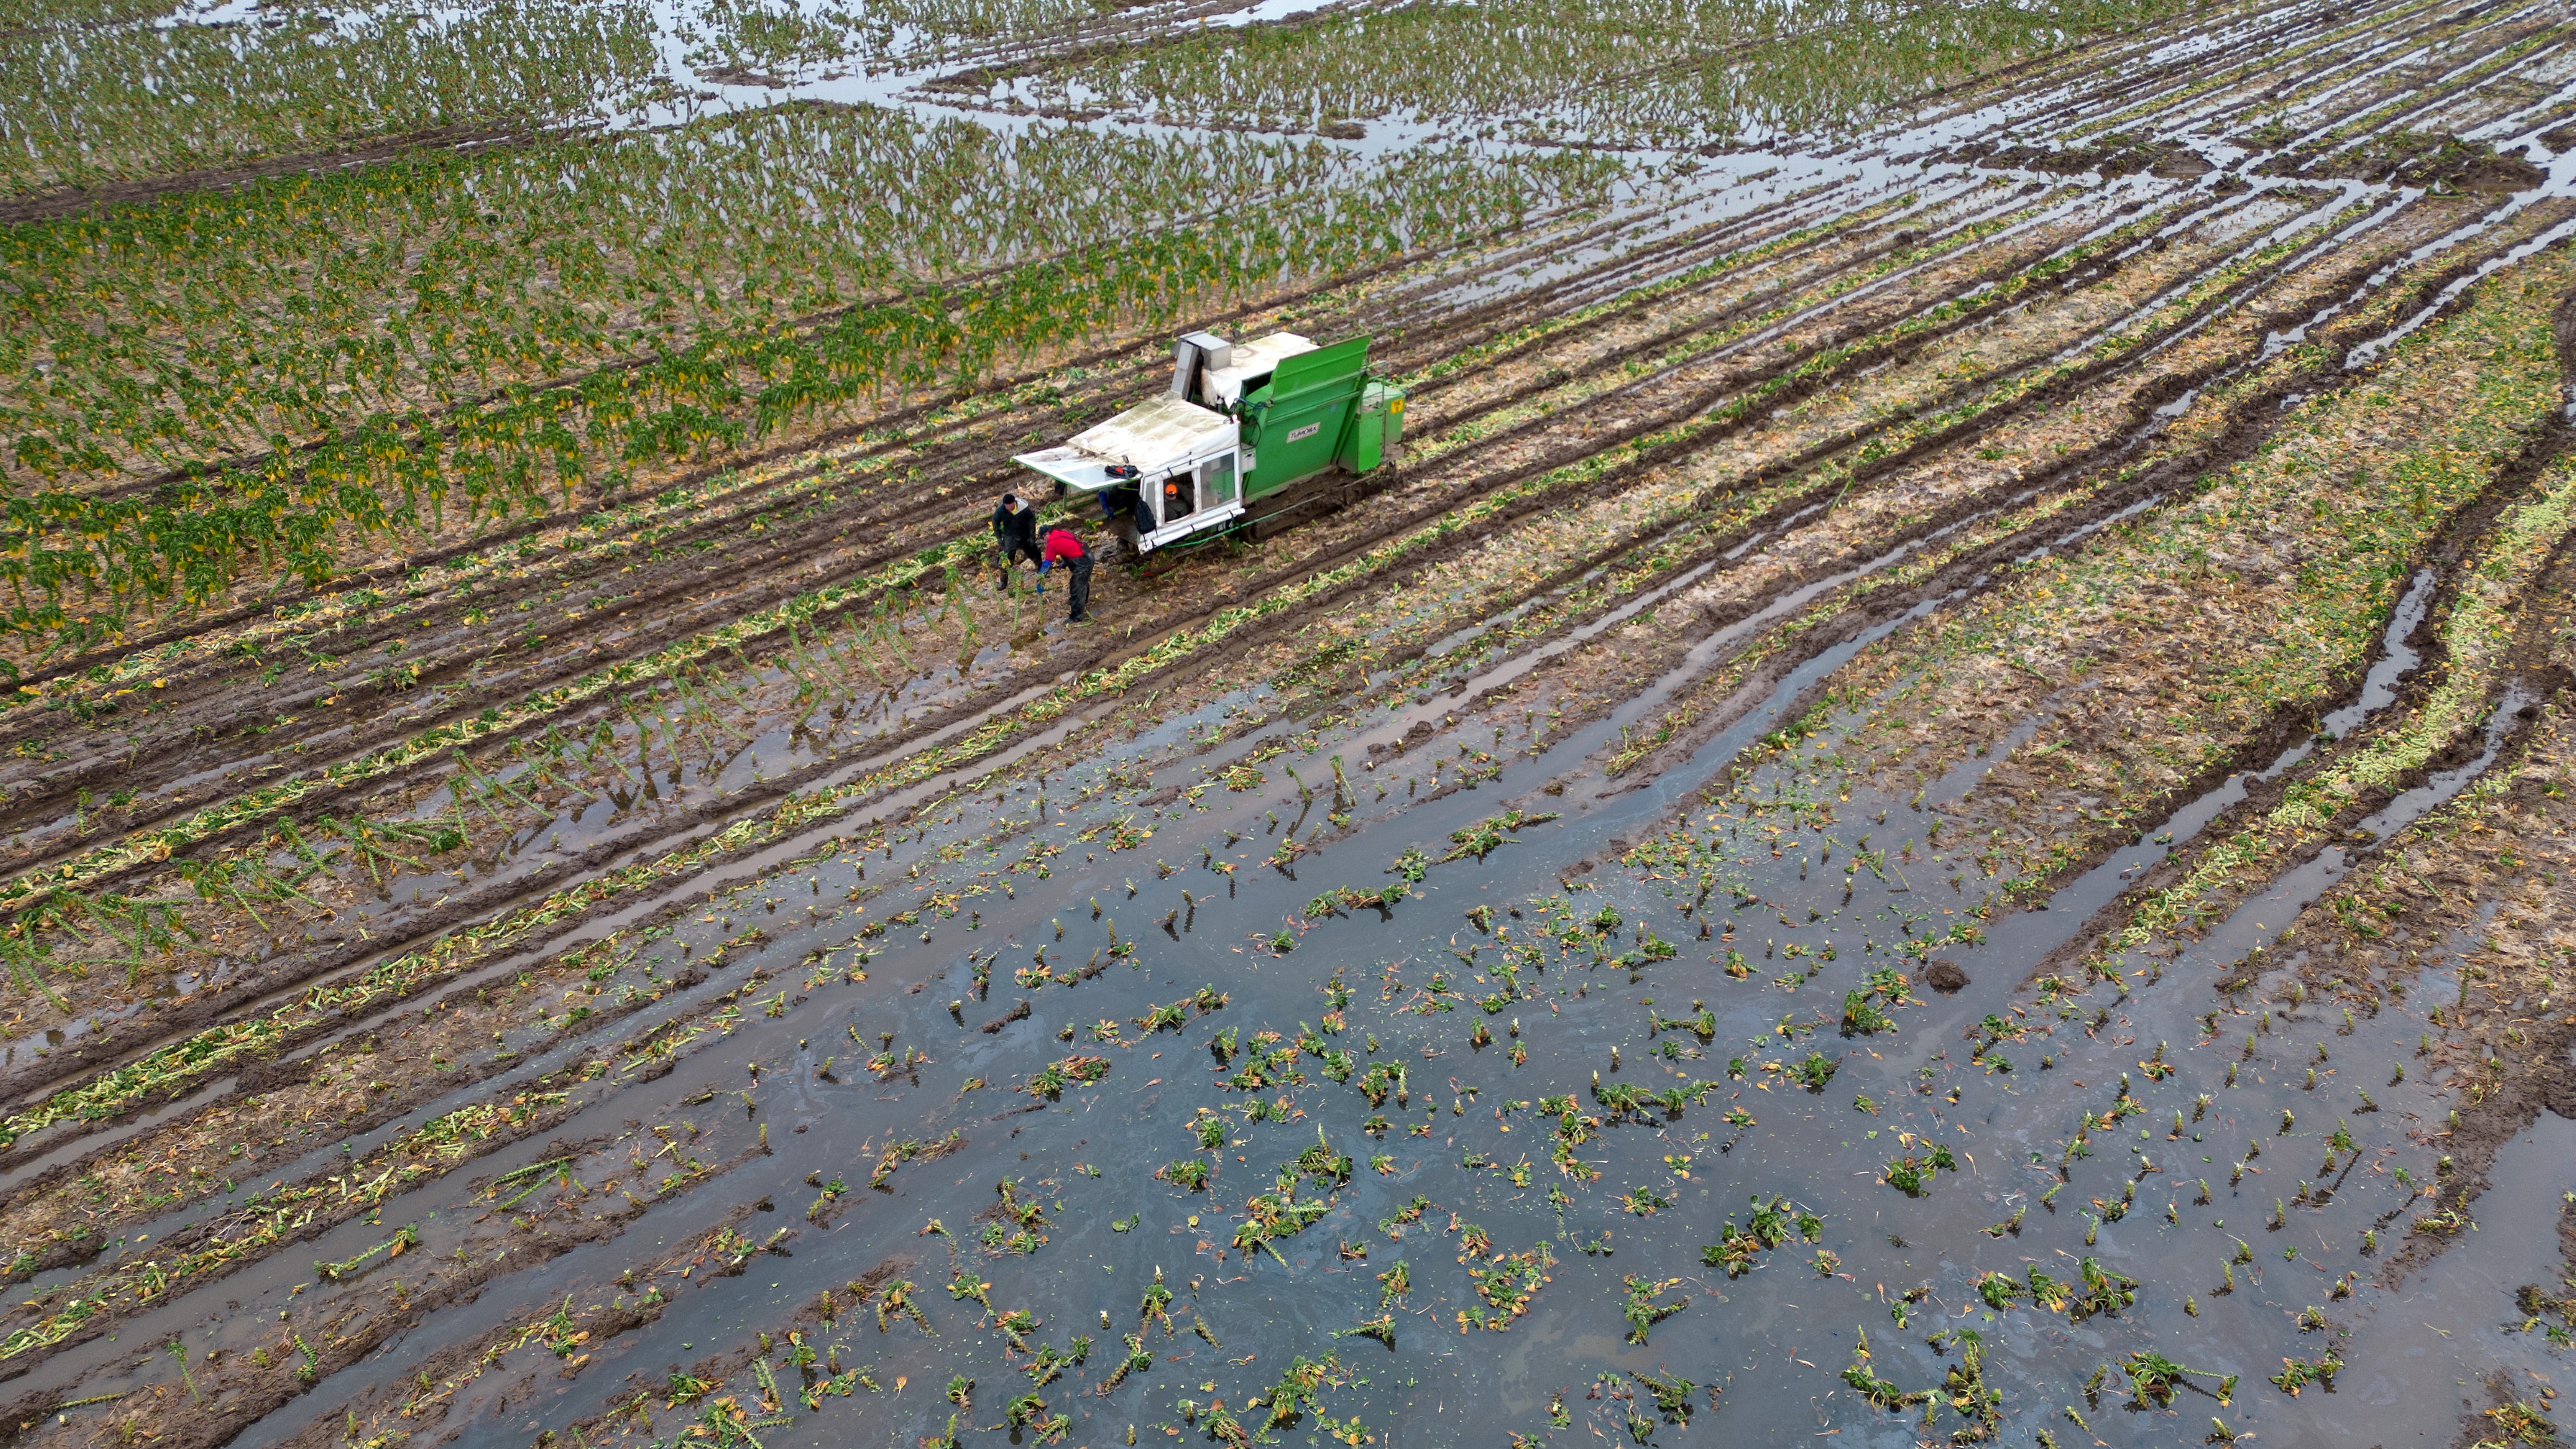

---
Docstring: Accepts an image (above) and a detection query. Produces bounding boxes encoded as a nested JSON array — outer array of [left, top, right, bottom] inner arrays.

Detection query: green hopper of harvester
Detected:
[[1012, 330, 1405, 556]]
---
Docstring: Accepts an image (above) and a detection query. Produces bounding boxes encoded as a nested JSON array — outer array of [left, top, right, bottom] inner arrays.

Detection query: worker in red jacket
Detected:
[[1039, 525, 1094, 623]]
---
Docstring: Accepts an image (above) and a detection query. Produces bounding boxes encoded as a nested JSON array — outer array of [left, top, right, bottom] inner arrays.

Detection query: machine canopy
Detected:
[[1012, 394, 1236, 492]]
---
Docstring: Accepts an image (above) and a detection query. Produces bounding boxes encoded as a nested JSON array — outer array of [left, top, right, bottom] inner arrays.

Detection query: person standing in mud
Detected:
[[1039, 524, 1094, 624], [990, 492, 1041, 583]]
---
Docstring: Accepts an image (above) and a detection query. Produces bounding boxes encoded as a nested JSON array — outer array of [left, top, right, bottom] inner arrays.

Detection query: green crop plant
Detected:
[[1702, 1194, 1822, 1277], [1881, 1141, 1957, 1196], [2268, 1351, 2342, 1397], [1617, 1275, 1687, 1345], [1841, 1327, 1928, 1410], [1023, 1054, 1110, 1099], [1234, 1145, 1338, 1264], [1459, 1243, 1554, 1331]]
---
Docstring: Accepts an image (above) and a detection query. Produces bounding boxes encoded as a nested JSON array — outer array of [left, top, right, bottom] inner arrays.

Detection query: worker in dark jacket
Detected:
[[990, 492, 1041, 582], [1039, 526, 1094, 623]]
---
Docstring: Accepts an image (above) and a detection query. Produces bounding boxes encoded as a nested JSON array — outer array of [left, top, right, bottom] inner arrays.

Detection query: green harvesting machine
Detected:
[[1012, 331, 1405, 556]]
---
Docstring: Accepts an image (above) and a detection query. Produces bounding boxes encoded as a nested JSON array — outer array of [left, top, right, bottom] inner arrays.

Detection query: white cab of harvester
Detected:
[[1012, 329, 1318, 553]]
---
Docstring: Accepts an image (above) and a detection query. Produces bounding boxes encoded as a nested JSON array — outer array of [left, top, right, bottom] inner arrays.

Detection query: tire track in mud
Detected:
[[1750, 238, 2576, 1013], [1512, 193, 2572, 832], [1380, 188, 2487, 754], [2029, 277, 2576, 967]]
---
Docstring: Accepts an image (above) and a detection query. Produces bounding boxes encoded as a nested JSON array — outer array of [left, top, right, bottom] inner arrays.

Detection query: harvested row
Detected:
[[1488, 203, 2485, 790]]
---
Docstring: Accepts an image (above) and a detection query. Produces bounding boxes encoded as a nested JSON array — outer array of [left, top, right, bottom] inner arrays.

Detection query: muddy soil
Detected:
[[6, 1, 2576, 1448]]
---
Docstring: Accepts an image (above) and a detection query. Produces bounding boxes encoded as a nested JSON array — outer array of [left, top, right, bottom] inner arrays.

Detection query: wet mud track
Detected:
[[6, 1, 2576, 1447]]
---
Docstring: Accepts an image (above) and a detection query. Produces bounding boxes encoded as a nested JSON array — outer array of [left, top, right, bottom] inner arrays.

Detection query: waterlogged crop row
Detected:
[[0, 0, 668, 194], [0, 122, 1617, 653], [0, 1083, 579, 1359], [971, 0, 2190, 149]]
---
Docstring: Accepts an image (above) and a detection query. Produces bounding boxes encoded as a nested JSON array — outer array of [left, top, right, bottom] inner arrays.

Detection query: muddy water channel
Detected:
[[30, 583, 2562, 1449]]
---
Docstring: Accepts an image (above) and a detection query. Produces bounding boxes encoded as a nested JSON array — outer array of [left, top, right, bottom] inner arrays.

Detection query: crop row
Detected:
[[0, 129, 1618, 656], [963, 0, 2196, 150], [1831, 237, 2574, 907], [1, 0, 668, 195]]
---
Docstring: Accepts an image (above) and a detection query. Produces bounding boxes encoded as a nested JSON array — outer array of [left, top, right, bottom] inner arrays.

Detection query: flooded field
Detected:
[[3, 0, 2576, 1445]]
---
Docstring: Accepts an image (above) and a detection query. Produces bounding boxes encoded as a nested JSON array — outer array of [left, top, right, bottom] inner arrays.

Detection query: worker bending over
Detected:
[[1039, 526, 1094, 624], [990, 492, 1040, 582]]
